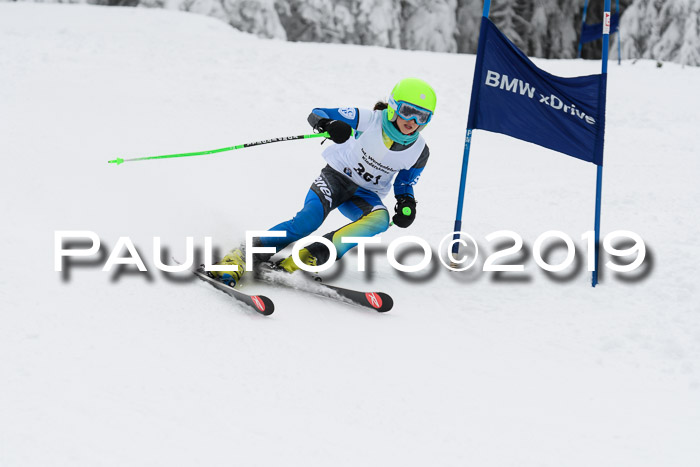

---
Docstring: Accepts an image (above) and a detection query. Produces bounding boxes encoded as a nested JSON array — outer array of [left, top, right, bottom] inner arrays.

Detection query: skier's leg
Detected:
[[255, 165, 358, 258], [258, 189, 326, 252], [212, 188, 327, 282], [324, 208, 390, 259], [301, 188, 390, 264], [213, 166, 357, 282]]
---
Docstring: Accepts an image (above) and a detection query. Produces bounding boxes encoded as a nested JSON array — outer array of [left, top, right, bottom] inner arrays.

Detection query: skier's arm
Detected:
[[393, 145, 430, 199], [391, 145, 430, 228], [308, 107, 356, 129], [308, 108, 375, 143], [307, 107, 373, 131]]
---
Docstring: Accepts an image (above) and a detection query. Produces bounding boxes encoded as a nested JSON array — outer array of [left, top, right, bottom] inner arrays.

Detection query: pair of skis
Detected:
[[192, 264, 393, 316]]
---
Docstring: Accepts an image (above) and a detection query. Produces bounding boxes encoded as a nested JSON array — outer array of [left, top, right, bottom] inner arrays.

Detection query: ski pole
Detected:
[[107, 131, 332, 166]]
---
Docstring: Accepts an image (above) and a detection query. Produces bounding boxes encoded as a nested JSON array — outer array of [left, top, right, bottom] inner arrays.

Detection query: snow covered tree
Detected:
[[620, 0, 700, 66], [274, 0, 356, 44], [351, 0, 401, 48], [219, 0, 286, 39], [139, 0, 286, 39], [453, 0, 582, 59], [489, 0, 528, 50], [7, 0, 698, 66], [519, 0, 579, 59], [678, 2, 700, 65], [652, 0, 700, 66], [455, 0, 482, 53], [400, 0, 459, 53], [173, 0, 227, 22]]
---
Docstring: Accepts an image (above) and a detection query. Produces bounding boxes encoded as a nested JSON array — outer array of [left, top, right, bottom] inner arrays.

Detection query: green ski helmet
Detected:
[[387, 77, 437, 131]]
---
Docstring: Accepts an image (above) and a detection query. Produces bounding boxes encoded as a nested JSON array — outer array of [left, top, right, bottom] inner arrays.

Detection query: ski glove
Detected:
[[392, 195, 417, 228], [316, 118, 353, 144]]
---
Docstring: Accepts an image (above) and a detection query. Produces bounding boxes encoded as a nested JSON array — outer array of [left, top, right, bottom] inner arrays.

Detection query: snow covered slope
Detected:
[[1, 3, 699, 466]]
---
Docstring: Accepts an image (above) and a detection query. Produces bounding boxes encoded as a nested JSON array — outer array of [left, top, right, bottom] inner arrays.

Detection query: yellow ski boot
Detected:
[[210, 249, 246, 287], [277, 248, 317, 273]]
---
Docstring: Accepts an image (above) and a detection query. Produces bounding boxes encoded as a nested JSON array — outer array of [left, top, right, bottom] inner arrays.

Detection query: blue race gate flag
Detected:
[[453, 2, 612, 288], [467, 17, 607, 165], [581, 12, 619, 44]]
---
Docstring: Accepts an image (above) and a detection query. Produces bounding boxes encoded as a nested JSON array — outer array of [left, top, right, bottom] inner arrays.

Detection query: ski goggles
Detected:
[[389, 98, 433, 125]]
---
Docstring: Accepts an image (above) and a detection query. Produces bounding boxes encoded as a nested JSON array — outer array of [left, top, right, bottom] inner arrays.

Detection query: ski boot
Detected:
[[277, 248, 318, 273], [209, 249, 246, 287], [274, 248, 324, 282]]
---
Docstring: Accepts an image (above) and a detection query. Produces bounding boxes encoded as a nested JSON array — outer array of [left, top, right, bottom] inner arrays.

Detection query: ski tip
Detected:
[[192, 266, 274, 316], [365, 292, 393, 313], [251, 295, 275, 316], [377, 293, 393, 312]]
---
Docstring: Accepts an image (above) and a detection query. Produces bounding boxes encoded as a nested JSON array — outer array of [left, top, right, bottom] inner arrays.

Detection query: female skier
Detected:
[[211, 77, 436, 286]]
